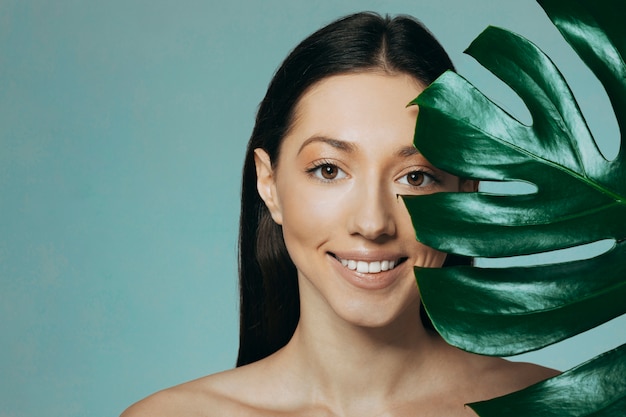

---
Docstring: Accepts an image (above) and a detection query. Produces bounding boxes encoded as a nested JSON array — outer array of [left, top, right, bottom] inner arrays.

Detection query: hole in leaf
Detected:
[[508, 314, 626, 366], [553, 45, 620, 161], [459, 60, 533, 126], [580, 93, 620, 161], [458, 27, 621, 161], [474, 239, 615, 268], [478, 180, 538, 195]]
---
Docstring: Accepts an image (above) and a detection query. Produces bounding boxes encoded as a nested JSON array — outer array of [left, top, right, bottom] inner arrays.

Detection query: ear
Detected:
[[459, 179, 479, 192], [254, 148, 283, 225]]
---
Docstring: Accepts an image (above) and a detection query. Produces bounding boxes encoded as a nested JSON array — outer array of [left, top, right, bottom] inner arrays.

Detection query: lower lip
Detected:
[[328, 255, 407, 290]]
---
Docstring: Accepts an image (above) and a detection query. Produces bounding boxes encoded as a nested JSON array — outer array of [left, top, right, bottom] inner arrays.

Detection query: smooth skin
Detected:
[[122, 72, 558, 417]]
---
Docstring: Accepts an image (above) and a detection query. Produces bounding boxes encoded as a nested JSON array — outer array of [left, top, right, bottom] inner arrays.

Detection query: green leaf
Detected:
[[405, 0, 626, 415], [407, 0, 626, 355], [417, 239, 626, 356], [408, 28, 625, 258], [469, 343, 626, 417]]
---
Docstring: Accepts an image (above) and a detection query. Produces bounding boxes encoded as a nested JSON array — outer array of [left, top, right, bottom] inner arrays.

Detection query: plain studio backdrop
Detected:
[[1, 1, 623, 416]]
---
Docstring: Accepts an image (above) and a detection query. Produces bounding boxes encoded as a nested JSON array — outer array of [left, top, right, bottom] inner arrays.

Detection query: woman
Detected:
[[123, 12, 557, 416]]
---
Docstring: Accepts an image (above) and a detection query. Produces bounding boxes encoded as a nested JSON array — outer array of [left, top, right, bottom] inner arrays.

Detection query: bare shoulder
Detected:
[[120, 386, 199, 417], [119, 365, 268, 417], [120, 378, 223, 417], [469, 355, 560, 400], [497, 358, 560, 392], [435, 340, 560, 406]]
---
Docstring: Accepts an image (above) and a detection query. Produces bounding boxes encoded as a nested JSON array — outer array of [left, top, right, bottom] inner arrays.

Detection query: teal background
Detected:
[[1, 1, 623, 416]]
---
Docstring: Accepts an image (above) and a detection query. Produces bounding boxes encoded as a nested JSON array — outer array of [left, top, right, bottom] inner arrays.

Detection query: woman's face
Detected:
[[255, 72, 473, 328]]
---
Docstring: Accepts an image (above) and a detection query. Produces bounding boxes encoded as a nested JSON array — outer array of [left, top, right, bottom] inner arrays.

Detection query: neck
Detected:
[[276, 297, 442, 415]]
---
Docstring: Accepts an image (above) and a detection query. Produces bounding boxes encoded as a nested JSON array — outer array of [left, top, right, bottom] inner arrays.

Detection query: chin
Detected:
[[332, 294, 421, 330]]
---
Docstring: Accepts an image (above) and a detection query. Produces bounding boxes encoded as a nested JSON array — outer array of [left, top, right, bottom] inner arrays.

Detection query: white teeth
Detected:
[[348, 259, 357, 270], [356, 261, 368, 273], [336, 256, 399, 273], [369, 261, 381, 273]]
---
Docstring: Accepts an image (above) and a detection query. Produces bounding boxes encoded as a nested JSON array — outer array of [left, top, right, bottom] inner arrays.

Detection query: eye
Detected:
[[398, 170, 436, 188], [308, 163, 347, 181]]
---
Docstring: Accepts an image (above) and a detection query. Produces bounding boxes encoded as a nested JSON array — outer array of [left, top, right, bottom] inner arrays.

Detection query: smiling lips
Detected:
[[333, 254, 406, 274]]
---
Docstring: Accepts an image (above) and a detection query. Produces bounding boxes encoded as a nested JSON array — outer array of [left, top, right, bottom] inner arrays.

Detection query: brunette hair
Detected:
[[237, 11, 467, 366]]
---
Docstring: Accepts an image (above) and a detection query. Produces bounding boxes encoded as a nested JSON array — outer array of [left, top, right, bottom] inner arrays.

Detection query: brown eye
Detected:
[[407, 171, 425, 186], [320, 164, 338, 179], [307, 162, 347, 181], [398, 170, 435, 188]]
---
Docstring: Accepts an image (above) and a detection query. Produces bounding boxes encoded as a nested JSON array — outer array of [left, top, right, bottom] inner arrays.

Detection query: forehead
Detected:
[[286, 72, 425, 150]]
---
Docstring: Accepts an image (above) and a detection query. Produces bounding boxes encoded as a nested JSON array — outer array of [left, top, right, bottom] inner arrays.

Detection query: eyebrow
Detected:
[[297, 136, 357, 155], [396, 145, 420, 158], [297, 136, 422, 159]]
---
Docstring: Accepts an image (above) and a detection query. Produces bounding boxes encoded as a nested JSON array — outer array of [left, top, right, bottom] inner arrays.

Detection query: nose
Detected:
[[347, 180, 397, 240]]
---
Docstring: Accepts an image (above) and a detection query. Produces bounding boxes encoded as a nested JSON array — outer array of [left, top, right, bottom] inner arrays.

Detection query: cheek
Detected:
[[278, 183, 348, 257], [412, 241, 447, 268]]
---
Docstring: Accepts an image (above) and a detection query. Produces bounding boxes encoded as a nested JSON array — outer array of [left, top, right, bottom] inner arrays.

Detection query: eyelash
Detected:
[[397, 169, 441, 189], [305, 160, 347, 182], [305, 161, 441, 189]]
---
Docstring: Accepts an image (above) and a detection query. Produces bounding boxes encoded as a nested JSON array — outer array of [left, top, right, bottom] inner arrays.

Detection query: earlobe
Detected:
[[254, 148, 283, 225]]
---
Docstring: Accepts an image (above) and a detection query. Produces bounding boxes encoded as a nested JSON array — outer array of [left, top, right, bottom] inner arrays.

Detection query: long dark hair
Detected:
[[237, 12, 466, 367]]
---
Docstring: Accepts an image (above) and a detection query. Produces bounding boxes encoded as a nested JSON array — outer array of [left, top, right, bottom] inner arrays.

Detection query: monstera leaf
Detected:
[[405, 0, 626, 415]]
